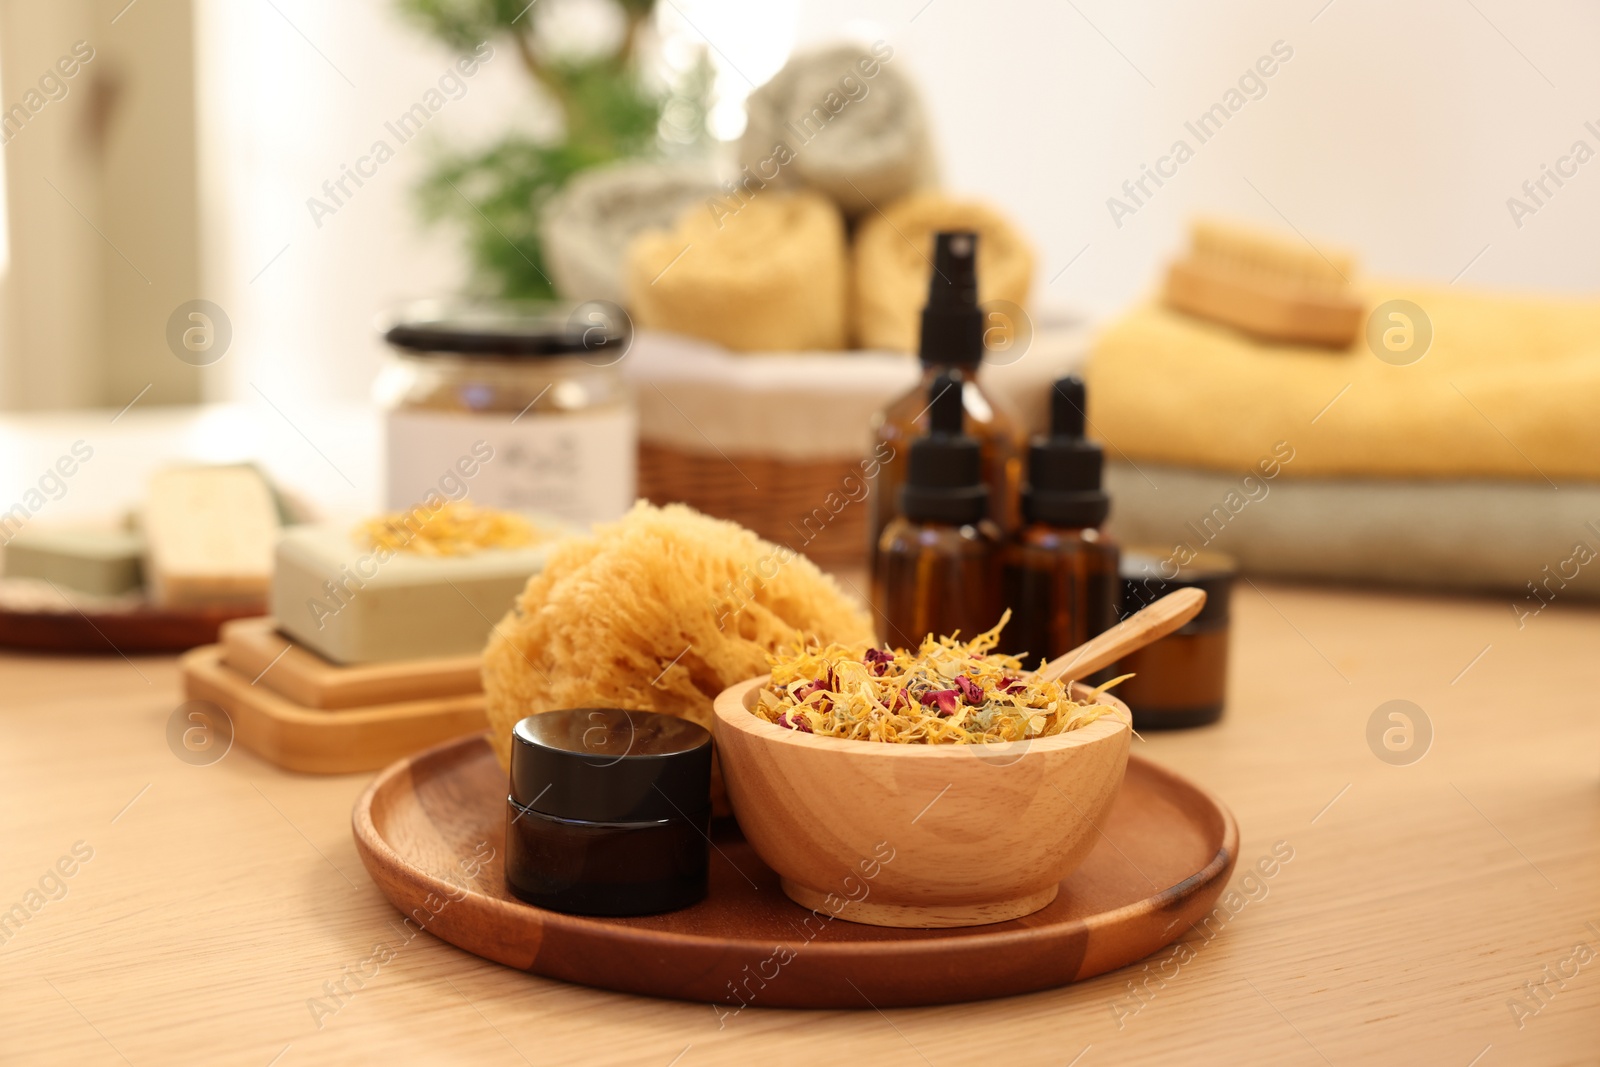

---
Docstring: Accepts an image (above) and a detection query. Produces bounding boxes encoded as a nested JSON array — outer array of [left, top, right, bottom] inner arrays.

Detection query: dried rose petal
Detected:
[[919, 689, 960, 717], [776, 711, 813, 733], [954, 675, 985, 704], [891, 687, 912, 711], [863, 648, 895, 665]]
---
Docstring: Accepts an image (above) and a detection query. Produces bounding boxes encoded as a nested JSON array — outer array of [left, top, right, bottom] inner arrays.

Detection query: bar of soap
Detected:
[[144, 467, 280, 608], [272, 523, 558, 664], [3, 528, 145, 596]]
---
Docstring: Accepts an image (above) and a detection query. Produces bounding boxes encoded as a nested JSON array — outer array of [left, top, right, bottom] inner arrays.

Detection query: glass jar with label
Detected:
[[375, 300, 635, 526]]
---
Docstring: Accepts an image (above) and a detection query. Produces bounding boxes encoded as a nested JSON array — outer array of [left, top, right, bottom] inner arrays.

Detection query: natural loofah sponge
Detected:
[[625, 190, 848, 352], [482, 501, 874, 772], [852, 192, 1035, 352], [738, 42, 935, 218], [542, 159, 721, 306]]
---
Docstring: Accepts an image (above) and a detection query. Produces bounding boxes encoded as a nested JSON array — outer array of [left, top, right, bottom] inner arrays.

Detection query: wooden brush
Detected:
[[1163, 218, 1363, 348]]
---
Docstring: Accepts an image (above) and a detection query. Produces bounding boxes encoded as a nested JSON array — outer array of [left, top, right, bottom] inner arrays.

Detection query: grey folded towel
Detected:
[[1106, 461, 1600, 611], [541, 160, 720, 305], [738, 43, 935, 218]]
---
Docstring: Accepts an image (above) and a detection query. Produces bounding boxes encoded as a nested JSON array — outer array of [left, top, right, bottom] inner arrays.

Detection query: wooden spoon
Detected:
[[1035, 588, 1207, 685]]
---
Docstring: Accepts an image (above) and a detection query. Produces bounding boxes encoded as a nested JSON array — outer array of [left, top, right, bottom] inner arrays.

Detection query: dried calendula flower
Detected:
[[357, 501, 547, 557], [752, 610, 1126, 744]]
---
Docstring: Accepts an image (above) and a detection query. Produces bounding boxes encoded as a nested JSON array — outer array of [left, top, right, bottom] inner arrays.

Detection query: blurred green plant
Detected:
[[395, 0, 710, 299]]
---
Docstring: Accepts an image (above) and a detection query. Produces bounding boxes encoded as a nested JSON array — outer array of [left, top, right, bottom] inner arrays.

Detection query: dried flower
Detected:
[[358, 501, 547, 556], [750, 610, 1123, 745], [864, 647, 896, 676], [776, 712, 813, 734], [954, 675, 985, 705]]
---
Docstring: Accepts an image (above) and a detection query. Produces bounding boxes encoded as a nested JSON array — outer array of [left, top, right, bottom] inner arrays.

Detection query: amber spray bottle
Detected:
[[1002, 376, 1119, 668], [873, 371, 1003, 647], [866, 231, 1024, 566]]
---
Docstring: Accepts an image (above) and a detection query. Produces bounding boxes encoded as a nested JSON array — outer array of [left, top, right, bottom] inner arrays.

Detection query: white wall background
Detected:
[[197, 0, 1600, 408]]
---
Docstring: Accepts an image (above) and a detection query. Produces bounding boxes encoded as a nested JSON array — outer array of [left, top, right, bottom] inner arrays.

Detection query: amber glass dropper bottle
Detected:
[[1002, 375, 1120, 669], [873, 371, 1003, 648], [866, 231, 1024, 567]]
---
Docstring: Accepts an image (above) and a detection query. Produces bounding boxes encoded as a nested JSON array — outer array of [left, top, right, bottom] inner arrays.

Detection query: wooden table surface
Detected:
[[2, 579, 1596, 1066]]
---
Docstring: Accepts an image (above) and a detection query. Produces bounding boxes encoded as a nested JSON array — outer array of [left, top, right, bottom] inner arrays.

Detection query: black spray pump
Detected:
[[1023, 376, 1110, 528], [919, 232, 984, 368], [900, 371, 988, 525]]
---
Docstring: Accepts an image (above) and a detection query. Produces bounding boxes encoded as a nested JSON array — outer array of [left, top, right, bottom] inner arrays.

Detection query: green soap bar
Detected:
[[4, 528, 145, 596], [271, 522, 562, 665]]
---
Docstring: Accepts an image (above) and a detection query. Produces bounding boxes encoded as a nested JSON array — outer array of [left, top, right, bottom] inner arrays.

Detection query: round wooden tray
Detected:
[[0, 603, 262, 655], [352, 733, 1238, 1009]]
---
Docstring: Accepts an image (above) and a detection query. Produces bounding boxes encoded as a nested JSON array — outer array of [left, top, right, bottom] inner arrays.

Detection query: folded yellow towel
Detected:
[[626, 190, 848, 352], [852, 192, 1034, 352], [1087, 286, 1600, 482]]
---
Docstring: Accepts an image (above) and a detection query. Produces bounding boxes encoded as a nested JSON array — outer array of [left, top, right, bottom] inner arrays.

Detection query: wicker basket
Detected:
[[637, 442, 871, 567]]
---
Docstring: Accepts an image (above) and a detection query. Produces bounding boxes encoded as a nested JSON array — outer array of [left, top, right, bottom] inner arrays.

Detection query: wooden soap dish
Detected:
[[219, 617, 482, 709], [180, 646, 486, 774], [352, 733, 1239, 1008]]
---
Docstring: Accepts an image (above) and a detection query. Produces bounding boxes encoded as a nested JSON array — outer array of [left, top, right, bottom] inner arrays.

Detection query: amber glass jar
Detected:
[[504, 709, 711, 916], [1114, 549, 1235, 730]]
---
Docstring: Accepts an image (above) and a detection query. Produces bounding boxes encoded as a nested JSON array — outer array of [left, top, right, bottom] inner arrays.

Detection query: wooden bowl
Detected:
[[711, 676, 1132, 929]]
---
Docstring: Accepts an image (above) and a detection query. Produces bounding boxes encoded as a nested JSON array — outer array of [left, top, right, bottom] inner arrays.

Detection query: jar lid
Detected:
[[509, 709, 711, 823], [382, 299, 630, 358], [1120, 548, 1235, 626]]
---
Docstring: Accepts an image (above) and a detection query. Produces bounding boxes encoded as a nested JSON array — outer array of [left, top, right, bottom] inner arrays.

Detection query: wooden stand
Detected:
[[219, 617, 482, 709], [180, 646, 487, 774]]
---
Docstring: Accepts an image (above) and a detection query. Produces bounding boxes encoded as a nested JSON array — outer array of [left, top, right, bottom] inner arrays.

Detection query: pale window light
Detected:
[[655, 0, 797, 142]]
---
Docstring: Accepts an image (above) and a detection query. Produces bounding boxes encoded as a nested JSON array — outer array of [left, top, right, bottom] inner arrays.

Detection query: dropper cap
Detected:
[[918, 232, 984, 367], [1023, 376, 1109, 527], [900, 372, 988, 525]]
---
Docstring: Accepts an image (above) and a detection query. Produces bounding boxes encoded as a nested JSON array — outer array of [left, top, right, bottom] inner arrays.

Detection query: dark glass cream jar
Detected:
[[375, 299, 635, 526], [504, 708, 711, 916], [1115, 549, 1236, 730]]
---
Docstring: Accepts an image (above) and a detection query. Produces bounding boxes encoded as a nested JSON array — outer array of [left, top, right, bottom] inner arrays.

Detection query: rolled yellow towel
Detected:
[[853, 192, 1035, 352], [626, 190, 848, 352]]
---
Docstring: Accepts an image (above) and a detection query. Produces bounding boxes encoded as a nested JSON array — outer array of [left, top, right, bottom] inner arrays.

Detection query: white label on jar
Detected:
[[385, 406, 636, 526]]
